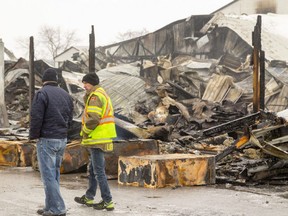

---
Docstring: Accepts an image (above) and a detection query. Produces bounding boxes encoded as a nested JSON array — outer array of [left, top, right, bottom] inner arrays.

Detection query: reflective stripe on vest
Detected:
[[81, 87, 117, 149]]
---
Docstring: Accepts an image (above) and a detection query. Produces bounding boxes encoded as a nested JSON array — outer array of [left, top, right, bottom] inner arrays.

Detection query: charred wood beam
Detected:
[[173, 51, 210, 56], [252, 168, 288, 181], [215, 132, 250, 162], [132, 40, 140, 56], [100, 37, 164, 63], [250, 133, 288, 160], [0, 39, 9, 127], [95, 55, 108, 66], [215, 176, 247, 185], [139, 42, 155, 56], [155, 30, 173, 56], [120, 45, 134, 57], [155, 39, 167, 56], [108, 55, 154, 60], [252, 27, 259, 112], [29, 36, 35, 115], [200, 111, 281, 142], [252, 15, 263, 113], [104, 55, 155, 64], [166, 80, 196, 99], [201, 112, 260, 138], [89, 25, 96, 72], [260, 50, 265, 110]]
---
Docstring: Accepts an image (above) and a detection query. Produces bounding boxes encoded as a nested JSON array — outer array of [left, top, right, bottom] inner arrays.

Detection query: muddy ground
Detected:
[[0, 166, 288, 216]]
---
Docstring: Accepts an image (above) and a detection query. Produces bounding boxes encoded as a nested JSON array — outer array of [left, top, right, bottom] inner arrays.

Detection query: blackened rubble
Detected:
[[2, 54, 288, 186], [1, 13, 288, 187]]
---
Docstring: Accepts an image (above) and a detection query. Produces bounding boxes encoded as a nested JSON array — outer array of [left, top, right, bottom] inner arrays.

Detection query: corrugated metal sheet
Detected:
[[62, 65, 151, 137], [101, 73, 148, 117], [219, 53, 242, 69], [97, 63, 140, 80], [62, 64, 147, 117], [62, 71, 85, 93], [266, 67, 288, 85], [63, 64, 149, 119], [186, 60, 212, 69], [202, 74, 243, 103], [96, 64, 150, 118], [203, 13, 288, 61], [266, 84, 288, 112], [5, 68, 29, 88], [264, 67, 288, 112]]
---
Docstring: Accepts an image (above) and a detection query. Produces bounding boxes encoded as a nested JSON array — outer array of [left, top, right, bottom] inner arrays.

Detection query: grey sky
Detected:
[[0, 0, 232, 57]]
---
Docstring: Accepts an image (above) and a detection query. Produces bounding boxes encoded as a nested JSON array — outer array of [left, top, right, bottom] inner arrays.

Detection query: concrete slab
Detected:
[[1, 166, 288, 216]]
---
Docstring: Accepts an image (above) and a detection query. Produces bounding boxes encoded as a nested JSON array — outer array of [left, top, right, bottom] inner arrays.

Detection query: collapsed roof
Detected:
[[2, 13, 288, 184]]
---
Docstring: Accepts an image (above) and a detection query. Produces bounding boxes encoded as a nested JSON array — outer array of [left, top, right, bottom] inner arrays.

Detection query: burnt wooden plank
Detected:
[[0, 141, 35, 167], [60, 141, 90, 173], [31, 139, 159, 176], [118, 154, 215, 188], [32, 141, 90, 174], [17, 143, 35, 167], [0, 142, 19, 166], [105, 139, 159, 178]]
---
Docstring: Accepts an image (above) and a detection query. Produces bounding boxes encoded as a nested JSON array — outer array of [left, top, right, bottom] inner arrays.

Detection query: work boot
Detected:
[[93, 200, 114, 211], [37, 209, 45, 215], [42, 212, 66, 216], [74, 195, 94, 207]]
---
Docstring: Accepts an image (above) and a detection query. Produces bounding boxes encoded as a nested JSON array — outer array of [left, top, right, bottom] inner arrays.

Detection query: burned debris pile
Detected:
[[2, 53, 288, 186], [1, 13, 288, 187], [126, 57, 288, 186]]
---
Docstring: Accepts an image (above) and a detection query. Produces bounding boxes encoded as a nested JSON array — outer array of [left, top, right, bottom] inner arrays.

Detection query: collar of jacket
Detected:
[[43, 82, 58, 86], [85, 85, 100, 96]]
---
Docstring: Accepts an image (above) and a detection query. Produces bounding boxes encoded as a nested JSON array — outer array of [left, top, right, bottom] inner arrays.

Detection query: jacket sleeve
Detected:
[[29, 91, 47, 140], [82, 94, 102, 137], [68, 97, 74, 129]]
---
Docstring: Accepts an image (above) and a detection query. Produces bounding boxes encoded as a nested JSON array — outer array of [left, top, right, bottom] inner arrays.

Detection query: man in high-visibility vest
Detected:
[[74, 72, 117, 211]]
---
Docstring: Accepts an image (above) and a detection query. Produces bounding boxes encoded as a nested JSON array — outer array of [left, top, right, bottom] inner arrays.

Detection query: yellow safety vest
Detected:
[[81, 87, 117, 151]]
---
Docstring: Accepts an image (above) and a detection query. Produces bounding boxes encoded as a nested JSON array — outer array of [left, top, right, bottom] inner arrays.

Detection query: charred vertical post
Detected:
[[0, 39, 9, 127], [252, 15, 262, 113], [89, 25, 96, 72], [29, 36, 35, 114], [140, 58, 144, 77], [260, 50, 265, 110]]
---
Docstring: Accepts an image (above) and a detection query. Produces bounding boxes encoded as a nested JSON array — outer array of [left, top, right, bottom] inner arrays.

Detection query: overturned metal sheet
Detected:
[[4, 68, 29, 88], [250, 125, 288, 160]]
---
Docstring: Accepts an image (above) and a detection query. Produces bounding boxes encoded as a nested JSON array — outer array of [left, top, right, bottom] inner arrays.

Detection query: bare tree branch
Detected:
[[117, 28, 149, 42], [17, 25, 80, 61]]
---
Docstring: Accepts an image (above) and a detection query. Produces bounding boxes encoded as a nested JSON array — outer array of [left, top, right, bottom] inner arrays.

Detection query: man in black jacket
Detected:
[[29, 68, 74, 216]]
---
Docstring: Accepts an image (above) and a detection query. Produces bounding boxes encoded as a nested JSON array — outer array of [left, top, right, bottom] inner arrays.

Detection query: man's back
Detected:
[[30, 83, 73, 139]]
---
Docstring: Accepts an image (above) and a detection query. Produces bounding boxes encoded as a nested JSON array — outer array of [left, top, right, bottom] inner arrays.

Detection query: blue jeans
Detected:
[[37, 138, 67, 215], [85, 148, 112, 203]]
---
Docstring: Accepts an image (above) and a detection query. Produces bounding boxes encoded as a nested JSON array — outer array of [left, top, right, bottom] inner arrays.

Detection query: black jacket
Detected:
[[29, 83, 74, 139]]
